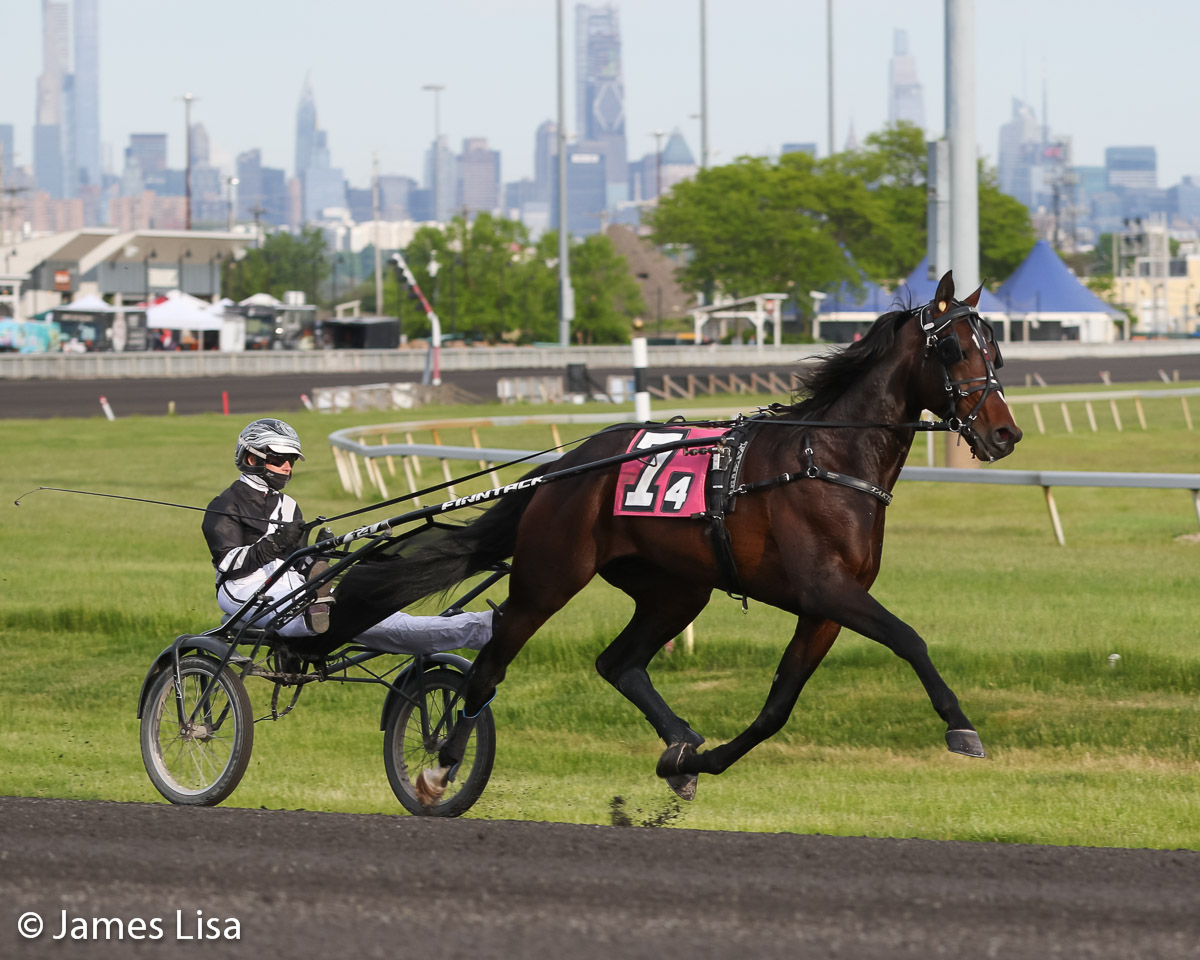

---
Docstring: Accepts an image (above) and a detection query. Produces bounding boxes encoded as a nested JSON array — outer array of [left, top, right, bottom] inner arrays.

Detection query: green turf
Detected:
[[0, 384, 1197, 847]]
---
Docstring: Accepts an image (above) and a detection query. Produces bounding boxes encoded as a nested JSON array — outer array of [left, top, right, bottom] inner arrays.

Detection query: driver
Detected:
[[201, 418, 493, 654]]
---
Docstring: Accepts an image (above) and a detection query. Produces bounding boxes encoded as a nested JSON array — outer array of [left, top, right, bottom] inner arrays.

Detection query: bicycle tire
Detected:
[[383, 668, 495, 818], [140, 655, 253, 806]]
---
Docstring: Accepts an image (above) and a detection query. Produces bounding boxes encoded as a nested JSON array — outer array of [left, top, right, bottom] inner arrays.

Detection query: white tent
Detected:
[[146, 295, 223, 331], [240, 292, 284, 308], [61, 293, 115, 312]]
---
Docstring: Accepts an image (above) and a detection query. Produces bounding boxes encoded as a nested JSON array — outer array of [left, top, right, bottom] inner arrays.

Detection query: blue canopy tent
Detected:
[[995, 241, 1125, 342], [814, 277, 895, 343], [895, 256, 1012, 338]]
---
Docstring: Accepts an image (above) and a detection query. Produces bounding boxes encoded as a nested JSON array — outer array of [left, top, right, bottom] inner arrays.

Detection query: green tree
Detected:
[[647, 122, 1037, 309], [221, 227, 329, 304], [537, 230, 645, 343], [978, 166, 1036, 283]]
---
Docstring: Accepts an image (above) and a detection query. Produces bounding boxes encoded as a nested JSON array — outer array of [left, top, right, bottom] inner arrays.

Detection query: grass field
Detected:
[[1, 384, 1197, 848]]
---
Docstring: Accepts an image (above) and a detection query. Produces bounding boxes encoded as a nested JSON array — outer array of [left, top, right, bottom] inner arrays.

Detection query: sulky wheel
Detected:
[[383, 668, 495, 818], [140, 655, 253, 806]]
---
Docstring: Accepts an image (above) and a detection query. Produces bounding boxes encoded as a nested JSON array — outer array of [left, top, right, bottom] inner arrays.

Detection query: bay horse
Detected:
[[328, 271, 1022, 804]]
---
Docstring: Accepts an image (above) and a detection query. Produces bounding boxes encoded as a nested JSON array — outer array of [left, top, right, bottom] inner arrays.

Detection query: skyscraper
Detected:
[[457, 137, 501, 217], [1106, 147, 1157, 190], [295, 74, 317, 179], [534, 120, 557, 201], [424, 136, 455, 222], [72, 0, 100, 191], [293, 75, 344, 223], [997, 99, 1043, 209], [34, 0, 70, 198], [576, 4, 628, 209], [887, 29, 924, 130]]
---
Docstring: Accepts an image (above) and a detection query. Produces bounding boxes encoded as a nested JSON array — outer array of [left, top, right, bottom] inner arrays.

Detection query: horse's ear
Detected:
[[932, 270, 955, 317], [964, 283, 983, 308]]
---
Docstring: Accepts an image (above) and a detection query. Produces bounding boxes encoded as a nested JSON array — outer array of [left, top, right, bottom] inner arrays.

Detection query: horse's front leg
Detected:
[[803, 579, 984, 758], [658, 617, 840, 781]]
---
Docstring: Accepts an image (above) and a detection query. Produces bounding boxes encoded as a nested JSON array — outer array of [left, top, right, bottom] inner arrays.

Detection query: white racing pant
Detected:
[[217, 568, 492, 654]]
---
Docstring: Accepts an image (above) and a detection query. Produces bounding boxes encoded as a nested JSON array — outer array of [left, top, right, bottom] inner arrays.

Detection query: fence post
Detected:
[[1109, 399, 1122, 432], [1135, 396, 1147, 430], [1085, 401, 1098, 432], [1060, 403, 1073, 433], [1032, 403, 1046, 435], [1043, 486, 1066, 546]]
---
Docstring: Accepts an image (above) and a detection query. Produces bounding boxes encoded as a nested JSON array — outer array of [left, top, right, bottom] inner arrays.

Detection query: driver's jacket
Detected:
[[201, 474, 303, 590]]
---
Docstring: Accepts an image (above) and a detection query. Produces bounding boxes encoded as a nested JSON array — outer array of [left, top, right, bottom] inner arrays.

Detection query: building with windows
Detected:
[[72, 0, 100, 194], [457, 137, 501, 218], [887, 29, 924, 130], [576, 4, 628, 209], [1106, 146, 1156, 190], [551, 145, 607, 236]]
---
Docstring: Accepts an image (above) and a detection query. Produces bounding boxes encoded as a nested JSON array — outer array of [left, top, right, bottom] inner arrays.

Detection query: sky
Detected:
[[3, 0, 1198, 192]]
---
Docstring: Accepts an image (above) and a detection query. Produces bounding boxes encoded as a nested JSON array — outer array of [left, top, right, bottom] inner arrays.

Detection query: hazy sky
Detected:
[[3, 0, 1197, 191]]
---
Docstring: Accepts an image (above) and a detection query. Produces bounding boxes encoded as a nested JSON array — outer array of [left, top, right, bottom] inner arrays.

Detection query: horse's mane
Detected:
[[786, 307, 917, 420]]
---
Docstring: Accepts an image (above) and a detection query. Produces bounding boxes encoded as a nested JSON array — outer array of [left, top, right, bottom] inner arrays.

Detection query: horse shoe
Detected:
[[656, 742, 699, 801]]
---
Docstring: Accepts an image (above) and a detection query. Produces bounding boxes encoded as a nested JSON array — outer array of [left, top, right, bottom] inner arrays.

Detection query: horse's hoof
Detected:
[[665, 772, 698, 802], [946, 729, 986, 758], [656, 741, 698, 785], [414, 766, 449, 806]]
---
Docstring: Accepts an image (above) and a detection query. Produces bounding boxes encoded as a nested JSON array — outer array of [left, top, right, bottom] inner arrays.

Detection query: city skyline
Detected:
[[2, 1, 1197, 198]]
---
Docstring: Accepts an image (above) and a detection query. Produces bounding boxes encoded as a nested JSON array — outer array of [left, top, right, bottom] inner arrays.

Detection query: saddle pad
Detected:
[[613, 427, 728, 517]]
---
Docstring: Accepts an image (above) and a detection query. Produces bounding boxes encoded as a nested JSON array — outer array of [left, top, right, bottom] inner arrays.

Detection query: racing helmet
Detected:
[[234, 418, 305, 474]]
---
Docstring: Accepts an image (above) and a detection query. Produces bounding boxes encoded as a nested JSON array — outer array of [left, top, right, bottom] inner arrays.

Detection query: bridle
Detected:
[[920, 300, 1006, 461]]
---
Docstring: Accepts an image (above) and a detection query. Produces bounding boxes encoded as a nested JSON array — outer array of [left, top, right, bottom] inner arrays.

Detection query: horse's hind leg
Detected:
[[594, 574, 711, 798]]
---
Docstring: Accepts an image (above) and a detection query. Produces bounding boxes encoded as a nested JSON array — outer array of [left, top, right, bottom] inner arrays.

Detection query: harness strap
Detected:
[[731, 437, 894, 507]]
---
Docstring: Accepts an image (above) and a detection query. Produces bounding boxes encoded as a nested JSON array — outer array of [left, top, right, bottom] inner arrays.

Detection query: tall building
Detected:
[[887, 29, 924, 130], [996, 98, 1043, 209], [33, 125, 64, 198], [378, 175, 415, 220], [294, 74, 317, 179], [1106, 146, 1157, 190], [576, 4, 628, 209], [457, 137, 501, 217], [36, 0, 69, 128], [0, 125, 14, 181], [534, 120, 557, 201], [127, 134, 167, 175], [72, 0, 100, 192], [424, 135, 455, 222], [34, 0, 70, 198], [551, 144, 607, 236]]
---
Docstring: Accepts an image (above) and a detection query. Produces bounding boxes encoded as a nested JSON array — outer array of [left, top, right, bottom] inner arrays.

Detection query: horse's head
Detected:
[[917, 271, 1022, 463]]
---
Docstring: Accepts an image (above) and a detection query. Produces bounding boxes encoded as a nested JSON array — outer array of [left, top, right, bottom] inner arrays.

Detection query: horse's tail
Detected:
[[334, 462, 550, 616]]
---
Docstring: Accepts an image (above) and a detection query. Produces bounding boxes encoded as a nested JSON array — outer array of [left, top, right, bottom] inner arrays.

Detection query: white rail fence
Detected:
[[327, 411, 1200, 547]]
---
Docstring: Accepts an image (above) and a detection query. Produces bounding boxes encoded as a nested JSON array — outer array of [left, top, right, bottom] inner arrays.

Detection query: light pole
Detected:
[[699, 0, 708, 170], [826, 0, 834, 157], [422, 84, 445, 221], [224, 175, 239, 232], [178, 93, 197, 230]]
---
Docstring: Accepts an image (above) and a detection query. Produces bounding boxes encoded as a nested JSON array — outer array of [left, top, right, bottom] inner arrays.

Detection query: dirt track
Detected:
[[1, 797, 1197, 959]]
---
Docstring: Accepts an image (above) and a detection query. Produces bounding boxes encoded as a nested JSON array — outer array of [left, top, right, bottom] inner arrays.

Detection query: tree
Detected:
[[647, 122, 1037, 307], [978, 166, 1036, 283], [221, 227, 329, 304], [538, 230, 646, 343]]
